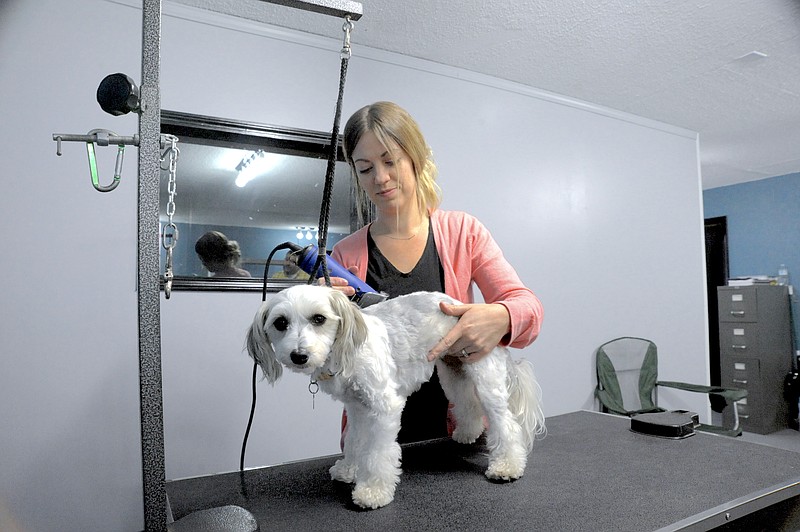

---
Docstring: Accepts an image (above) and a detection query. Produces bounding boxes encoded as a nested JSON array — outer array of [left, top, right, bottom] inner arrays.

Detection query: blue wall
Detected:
[[703, 171, 800, 347]]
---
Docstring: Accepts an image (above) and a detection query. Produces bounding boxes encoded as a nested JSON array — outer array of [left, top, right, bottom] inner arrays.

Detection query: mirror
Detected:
[[159, 110, 364, 292]]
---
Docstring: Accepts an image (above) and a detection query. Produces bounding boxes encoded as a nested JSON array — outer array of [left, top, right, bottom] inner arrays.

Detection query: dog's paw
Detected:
[[330, 459, 357, 484], [351, 481, 396, 509], [452, 421, 484, 444], [485, 458, 525, 482]]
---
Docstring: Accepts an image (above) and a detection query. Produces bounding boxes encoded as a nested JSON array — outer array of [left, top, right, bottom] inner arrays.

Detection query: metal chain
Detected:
[[160, 134, 180, 299]]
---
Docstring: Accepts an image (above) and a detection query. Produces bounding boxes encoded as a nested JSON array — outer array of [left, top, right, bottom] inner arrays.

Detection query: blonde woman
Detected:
[[331, 101, 543, 443]]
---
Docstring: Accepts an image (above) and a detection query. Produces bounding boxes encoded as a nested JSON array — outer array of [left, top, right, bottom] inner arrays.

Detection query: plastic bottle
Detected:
[[778, 264, 789, 286]]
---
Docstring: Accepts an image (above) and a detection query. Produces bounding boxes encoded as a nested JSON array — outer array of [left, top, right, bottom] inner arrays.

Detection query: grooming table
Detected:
[[167, 411, 800, 531]]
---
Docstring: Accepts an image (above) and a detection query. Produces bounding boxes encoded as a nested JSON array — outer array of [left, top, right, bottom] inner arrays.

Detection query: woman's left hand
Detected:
[[427, 302, 511, 363]]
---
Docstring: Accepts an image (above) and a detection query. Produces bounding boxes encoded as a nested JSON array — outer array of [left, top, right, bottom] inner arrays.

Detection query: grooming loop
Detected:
[[243, 4, 361, 478], [160, 134, 180, 299], [308, 14, 355, 287], [52, 129, 140, 192]]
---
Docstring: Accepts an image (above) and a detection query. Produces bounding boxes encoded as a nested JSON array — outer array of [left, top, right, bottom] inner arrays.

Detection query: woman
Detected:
[[330, 101, 543, 443], [194, 231, 252, 278]]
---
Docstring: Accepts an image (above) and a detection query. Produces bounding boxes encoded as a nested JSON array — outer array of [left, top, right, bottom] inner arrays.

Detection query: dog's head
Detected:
[[245, 284, 368, 384]]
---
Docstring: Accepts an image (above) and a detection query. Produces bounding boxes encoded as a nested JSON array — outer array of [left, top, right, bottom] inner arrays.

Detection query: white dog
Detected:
[[246, 284, 544, 509]]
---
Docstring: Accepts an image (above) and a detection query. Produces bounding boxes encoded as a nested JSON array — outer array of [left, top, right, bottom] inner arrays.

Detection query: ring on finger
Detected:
[[460, 349, 470, 358]]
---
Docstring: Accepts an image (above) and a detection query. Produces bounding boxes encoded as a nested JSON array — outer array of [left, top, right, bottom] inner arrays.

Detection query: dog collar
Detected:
[[314, 369, 339, 381], [307, 369, 340, 409]]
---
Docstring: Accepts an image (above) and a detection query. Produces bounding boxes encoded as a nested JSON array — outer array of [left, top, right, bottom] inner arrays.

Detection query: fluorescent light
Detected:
[[235, 150, 279, 188]]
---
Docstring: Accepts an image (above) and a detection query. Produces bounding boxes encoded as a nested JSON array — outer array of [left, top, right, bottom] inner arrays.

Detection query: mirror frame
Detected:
[[159, 110, 367, 293]]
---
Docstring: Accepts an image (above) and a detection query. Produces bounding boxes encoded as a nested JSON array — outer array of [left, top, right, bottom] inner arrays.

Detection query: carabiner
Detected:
[[163, 251, 174, 299], [85, 129, 124, 193], [341, 15, 354, 59]]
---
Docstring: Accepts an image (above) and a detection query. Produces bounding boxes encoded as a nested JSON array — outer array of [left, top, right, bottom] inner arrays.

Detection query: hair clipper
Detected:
[[284, 243, 388, 307]]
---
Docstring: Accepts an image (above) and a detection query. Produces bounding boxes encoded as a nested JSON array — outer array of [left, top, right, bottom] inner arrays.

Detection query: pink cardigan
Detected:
[[331, 210, 543, 348]]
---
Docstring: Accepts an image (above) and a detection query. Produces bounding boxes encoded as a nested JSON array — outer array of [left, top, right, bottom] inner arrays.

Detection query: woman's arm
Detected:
[[428, 212, 543, 361]]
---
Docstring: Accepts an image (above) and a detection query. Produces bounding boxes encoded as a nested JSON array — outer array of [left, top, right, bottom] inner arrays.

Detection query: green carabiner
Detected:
[[85, 129, 123, 193]]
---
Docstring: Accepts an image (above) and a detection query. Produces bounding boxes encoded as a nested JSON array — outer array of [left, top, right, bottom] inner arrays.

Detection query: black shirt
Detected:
[[366, 225, 449, 444]]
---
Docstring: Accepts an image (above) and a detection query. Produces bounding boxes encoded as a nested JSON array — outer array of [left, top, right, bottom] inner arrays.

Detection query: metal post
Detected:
[[138, 0, 166, 530], [132, 1, 362, 530]]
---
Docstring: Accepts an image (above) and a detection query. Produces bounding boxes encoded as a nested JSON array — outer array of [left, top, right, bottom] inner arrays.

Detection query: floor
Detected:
[[710, 409, 800, 452], [740, 428, 800, 453]]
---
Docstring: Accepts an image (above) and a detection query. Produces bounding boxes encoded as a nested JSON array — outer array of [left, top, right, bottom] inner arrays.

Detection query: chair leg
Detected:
[[731, 401, 741, 434]]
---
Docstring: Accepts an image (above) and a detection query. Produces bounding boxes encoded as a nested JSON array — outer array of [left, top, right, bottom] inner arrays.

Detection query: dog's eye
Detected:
[[272, 316, 289, 331], [311, 314, 327, 326]]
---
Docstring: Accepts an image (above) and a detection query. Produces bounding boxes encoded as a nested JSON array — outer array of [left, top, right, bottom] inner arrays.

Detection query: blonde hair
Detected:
[[343, 102, 441, 224]]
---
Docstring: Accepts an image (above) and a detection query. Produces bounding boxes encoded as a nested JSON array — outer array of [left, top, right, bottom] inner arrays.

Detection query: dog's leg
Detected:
[[330, 408, 358, 484], [437, 359, 485, 443], [347, 400, 403, 510], [468, 354, 529, 481]]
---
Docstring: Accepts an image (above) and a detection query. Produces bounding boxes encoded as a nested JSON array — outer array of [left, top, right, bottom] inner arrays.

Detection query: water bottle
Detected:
[[778, 264, 789, 286]]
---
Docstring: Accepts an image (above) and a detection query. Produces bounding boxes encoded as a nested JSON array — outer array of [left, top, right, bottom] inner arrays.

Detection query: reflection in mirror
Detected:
[[160, 111, 364, 292]]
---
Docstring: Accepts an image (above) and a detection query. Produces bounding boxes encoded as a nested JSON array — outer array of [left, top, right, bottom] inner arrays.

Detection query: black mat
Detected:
[[167, 411, 800, 531]]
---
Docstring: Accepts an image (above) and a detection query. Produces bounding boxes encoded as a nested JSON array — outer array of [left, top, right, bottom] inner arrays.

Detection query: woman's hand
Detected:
[[427, 302, 511, 363], [318, 275, 357, 297]]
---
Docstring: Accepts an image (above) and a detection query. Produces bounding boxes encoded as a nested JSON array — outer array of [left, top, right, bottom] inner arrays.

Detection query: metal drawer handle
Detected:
[[729, 310, 745, 317], [732, 379, 748, 385], [731, 345, 747, 350]]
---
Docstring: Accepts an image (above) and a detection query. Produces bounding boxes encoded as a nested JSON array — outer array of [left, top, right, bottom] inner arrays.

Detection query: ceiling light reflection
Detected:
[[235, 150, 280, 188]]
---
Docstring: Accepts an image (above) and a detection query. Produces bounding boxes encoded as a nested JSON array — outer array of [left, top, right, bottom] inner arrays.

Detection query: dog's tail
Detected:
[[507, 358, 546, 452]]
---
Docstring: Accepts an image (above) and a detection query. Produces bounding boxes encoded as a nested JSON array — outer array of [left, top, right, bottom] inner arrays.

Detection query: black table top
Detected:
[[167, 411, 800, 531]]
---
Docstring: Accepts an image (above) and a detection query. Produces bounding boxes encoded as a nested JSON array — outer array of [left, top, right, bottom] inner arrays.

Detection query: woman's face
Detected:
[[351, 130, 417, 216]]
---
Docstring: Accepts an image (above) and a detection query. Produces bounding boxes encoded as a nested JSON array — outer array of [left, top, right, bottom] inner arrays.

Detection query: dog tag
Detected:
[[309, 380, 319, 410]]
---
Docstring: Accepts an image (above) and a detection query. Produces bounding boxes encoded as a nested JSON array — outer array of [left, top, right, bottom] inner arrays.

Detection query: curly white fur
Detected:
[[246, 284, 545, 509]]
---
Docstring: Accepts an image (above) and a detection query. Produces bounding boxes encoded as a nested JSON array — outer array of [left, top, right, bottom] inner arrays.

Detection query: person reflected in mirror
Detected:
[[271, 251, 310, 280], [194, 231, 252, 278], [330, 101, 544, 445]]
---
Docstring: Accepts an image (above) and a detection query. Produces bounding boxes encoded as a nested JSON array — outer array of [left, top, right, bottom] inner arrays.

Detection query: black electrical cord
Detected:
[[260, 242, 299, 302], [240, 361, 258, 472], [239, 242, 300, 472]]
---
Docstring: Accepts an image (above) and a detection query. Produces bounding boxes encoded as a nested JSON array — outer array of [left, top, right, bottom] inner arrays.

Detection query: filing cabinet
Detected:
[[718, 285, 793, 434]]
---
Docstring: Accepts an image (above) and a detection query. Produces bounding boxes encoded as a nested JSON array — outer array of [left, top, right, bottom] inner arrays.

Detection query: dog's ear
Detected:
[[328, 289, 368, 379], [245, 301, 283, 384]]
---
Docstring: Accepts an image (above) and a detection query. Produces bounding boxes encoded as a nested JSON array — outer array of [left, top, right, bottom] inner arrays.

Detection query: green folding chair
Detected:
[[595, 337, 747, 437]]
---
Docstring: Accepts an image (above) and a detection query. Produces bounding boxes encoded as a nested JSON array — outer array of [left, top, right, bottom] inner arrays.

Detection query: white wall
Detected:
[[1, 1, 144, 531], [0, 0, 710, 530]]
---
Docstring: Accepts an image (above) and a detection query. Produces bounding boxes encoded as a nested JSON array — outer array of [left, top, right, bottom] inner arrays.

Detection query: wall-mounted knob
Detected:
[[96, 73, 140, 116]]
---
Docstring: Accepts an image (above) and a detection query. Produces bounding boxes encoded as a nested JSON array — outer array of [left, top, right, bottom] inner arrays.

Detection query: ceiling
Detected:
[[173, 0, 800, 190]]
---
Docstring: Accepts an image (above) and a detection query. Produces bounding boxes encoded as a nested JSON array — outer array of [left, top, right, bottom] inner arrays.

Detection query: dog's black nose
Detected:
[[290, 351, 309, 365]]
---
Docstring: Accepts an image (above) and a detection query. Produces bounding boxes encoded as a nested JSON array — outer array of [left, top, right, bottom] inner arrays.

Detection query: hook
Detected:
[[85, 129, 124, 193], [341, 15, 354, 59], [163, 252, 174, 299]]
